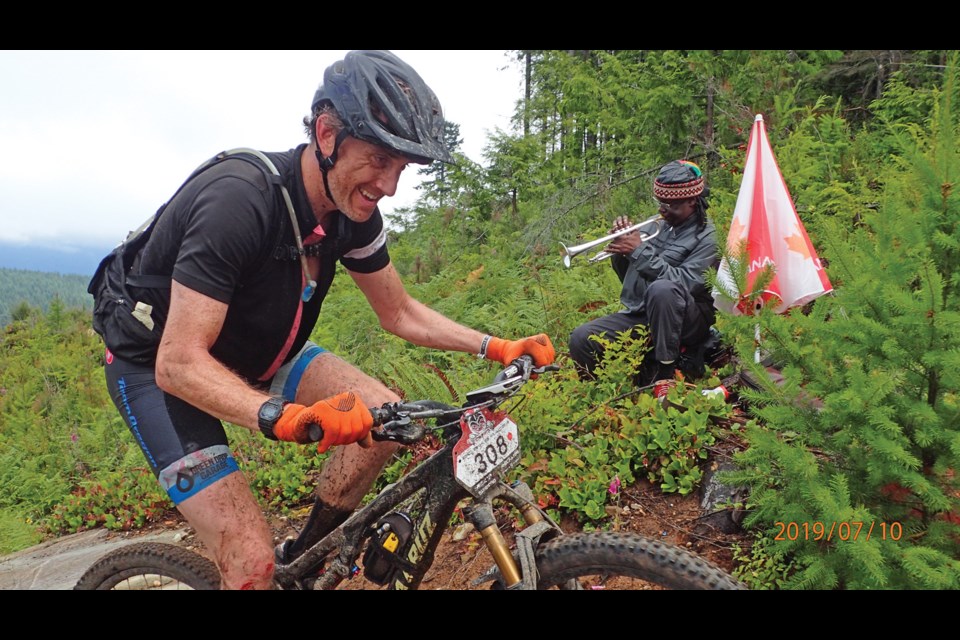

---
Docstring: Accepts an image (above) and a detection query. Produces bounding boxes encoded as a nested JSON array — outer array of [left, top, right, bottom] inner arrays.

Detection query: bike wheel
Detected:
[[533, 532, 745, 590], [74, 542, 221, 590]]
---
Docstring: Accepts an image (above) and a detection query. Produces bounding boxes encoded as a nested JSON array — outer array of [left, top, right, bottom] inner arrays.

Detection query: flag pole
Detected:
[[754, 323, 761, 363]]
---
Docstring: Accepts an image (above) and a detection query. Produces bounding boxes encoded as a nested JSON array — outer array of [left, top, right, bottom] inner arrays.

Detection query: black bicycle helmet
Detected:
[[312, 50, 454, 165]]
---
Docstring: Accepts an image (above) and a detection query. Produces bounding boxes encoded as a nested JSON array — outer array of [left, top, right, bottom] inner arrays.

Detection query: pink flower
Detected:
[[608, 476, 621, 495]]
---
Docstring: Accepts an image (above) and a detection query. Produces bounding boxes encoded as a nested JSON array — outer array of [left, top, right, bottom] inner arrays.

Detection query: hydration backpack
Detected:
[[87, 205, 168, 363], [87, 148, 311, 364]]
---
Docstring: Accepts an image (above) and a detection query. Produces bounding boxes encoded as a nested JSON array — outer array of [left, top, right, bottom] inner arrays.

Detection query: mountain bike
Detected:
[[74, 356, 746, 590]]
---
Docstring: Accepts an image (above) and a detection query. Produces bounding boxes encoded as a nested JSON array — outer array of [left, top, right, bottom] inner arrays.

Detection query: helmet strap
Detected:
[[315, 129, 350, 205]]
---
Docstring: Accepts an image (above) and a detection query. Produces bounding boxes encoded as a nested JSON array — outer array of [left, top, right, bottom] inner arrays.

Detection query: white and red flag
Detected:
[[714, 114, 833, 316]]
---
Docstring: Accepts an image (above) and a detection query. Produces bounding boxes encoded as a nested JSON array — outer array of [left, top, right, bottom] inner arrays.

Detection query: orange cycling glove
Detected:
[[484, 334, 556, 367], [273, 391, 374, 454]]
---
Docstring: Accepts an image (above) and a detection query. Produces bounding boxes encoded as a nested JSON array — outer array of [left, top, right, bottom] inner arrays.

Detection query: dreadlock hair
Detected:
[[694, 187, 710, 231]]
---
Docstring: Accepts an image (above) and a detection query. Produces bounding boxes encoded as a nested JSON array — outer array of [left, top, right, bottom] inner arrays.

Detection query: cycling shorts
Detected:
[[103, 341, 328, 504]]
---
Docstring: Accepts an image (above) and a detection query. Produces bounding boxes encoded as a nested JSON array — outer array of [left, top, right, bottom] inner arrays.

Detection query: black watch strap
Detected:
[[258, 397, 288, 441]]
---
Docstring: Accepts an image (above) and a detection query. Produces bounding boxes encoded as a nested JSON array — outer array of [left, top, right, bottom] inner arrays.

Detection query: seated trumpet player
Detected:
[[568, 160, 719, 383]]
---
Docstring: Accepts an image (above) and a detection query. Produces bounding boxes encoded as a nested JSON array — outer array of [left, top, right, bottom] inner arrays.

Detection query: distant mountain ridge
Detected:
[[0, 241, 114, 278]]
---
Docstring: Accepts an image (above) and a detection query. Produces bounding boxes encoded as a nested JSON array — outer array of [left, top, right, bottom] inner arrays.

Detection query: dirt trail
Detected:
[[1, 473, 747, 590]]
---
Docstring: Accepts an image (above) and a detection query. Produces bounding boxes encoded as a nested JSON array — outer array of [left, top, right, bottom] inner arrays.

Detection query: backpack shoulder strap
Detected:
[[217, 148, 317, 301], [120, 149, 282, 289], [119, 148, 315, 300]]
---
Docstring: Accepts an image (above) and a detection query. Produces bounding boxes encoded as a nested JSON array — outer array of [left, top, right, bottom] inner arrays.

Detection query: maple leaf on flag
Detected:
[[784, 233, 812, 260], [726, 217, 748, 250]]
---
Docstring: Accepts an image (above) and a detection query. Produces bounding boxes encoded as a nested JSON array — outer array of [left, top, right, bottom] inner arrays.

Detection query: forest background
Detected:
[[1, 50, 958, 590]]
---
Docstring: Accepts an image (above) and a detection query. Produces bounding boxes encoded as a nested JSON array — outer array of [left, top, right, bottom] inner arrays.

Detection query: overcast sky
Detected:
[[0, 50, 522, 247]]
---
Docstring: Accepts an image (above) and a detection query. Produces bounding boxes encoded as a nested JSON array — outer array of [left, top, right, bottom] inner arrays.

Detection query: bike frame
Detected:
[[273, 417, 562, 590], [75, 356, 744, 592]]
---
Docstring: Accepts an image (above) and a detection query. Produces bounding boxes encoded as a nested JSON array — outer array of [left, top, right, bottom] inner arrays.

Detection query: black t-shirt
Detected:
[[129, 145, 390, 384]]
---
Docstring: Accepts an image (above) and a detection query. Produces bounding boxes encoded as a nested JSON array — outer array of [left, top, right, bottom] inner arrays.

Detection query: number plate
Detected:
[[452, 407, 520, 497]]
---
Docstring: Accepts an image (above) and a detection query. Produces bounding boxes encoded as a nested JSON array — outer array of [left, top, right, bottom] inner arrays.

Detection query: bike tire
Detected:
[[73, 541, 221, 590], [533, 531, 745, 590]]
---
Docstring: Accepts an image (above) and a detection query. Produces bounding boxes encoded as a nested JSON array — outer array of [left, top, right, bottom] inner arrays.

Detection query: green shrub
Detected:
[[0, 509, 43, 554]]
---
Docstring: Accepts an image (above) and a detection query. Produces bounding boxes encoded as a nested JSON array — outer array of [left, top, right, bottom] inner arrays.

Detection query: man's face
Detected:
[[655, 197, 696, 228], [319, 125, 411, 222]]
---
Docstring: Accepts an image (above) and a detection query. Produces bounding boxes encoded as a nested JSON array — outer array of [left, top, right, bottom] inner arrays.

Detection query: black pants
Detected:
[[568, 280, 712, 378], [102, 352, 238, 504]]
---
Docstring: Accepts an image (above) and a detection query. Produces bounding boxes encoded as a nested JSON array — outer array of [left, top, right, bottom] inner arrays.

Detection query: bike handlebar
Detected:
[[367, 356, 559, 445]]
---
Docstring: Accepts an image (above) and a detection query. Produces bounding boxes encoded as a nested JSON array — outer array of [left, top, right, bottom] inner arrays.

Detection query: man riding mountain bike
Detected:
[[91, 50, 555, 590]]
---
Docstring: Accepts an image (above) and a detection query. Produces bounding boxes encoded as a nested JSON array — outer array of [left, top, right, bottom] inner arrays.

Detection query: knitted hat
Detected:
[[653, 160, 704, 200]]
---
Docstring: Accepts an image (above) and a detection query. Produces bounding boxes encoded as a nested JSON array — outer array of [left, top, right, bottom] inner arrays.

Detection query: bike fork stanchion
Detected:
[[510, 482, 546, 527], [463, 502, 523, 589]]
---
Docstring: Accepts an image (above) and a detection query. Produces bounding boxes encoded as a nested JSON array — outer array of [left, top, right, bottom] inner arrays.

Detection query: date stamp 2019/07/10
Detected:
[[774, 521, 903, 542]]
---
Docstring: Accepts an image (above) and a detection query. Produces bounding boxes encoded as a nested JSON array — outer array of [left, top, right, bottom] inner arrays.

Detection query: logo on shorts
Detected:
[[159, 446, 239, 505], [105, 348, 114, 365], [176, 472, 195, 494]]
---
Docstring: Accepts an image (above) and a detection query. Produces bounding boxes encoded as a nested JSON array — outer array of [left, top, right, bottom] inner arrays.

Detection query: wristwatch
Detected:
[[257, 397, 288, 440]]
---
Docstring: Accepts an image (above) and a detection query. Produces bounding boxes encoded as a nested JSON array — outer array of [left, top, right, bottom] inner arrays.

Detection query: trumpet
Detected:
[[561, 215, 663, 267]]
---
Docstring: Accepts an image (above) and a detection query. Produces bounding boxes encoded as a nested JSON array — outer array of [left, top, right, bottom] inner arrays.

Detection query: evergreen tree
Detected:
[[10, 301, 33, 324], [725, 59, 960, 589], [416, 120, 464, 209]]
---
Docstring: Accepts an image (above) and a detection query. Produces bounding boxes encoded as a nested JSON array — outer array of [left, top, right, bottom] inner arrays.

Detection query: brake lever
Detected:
[[534, 363, 561, 375], [506, 356, 560, 378], [464, 375, 523, 404], [370, 416, 426, 445]]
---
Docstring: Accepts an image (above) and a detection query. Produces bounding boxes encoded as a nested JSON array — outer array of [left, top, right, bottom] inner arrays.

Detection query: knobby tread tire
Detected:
[[533, 531, 746, 590], [74, 541, 221, 590]]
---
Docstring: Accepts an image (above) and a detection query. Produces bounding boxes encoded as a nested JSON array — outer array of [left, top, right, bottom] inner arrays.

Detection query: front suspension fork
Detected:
[[462, 481, 557, 589]]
